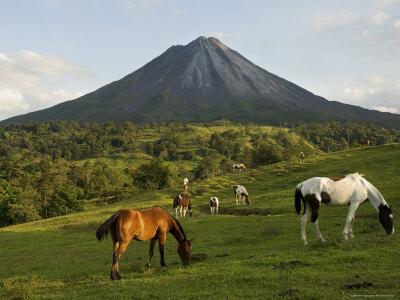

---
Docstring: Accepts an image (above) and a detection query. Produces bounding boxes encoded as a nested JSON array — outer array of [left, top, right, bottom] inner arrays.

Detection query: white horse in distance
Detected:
[[209, 197, 219, 214], [234, 185, 250, 206]]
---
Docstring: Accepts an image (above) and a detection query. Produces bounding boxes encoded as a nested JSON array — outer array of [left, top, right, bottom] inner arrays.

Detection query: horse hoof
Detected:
[[303, 241, 308, 246]]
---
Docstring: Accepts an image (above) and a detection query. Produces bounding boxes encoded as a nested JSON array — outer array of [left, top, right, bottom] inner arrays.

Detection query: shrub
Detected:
[[133, 158, 173, 190]]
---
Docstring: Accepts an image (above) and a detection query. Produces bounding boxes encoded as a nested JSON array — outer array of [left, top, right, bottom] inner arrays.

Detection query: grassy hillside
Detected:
[[0, 144, 399, 299]]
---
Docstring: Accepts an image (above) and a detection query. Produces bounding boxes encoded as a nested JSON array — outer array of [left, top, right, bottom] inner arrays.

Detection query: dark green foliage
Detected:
[[133, 158, 173, 190], [294, 121, 400, 152], [194, 156, 221, 179], [151, 133, 180, 160], [43, 185, 84, 218], [209, 130, 245, 160]]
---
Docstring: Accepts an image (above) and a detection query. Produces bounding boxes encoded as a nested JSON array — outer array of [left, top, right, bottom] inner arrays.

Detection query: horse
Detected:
[[209, 197, 219, 214], [183, 178, 189, 191], [96, 206, 193, 280], [173, 194, 192, 218], [234, 185, 250, 206], [233, 163, 246, 172], [295, 173, 394, 245], [299, 151, 305, 163]]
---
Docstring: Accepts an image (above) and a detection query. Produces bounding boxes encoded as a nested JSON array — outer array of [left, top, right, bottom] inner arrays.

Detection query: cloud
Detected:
[[372, 106, 400, 113], [394, 19, 400, 28], [371, 11, 390, 25], [0, 88, 30, 112], [338, 76, 400, 114], [0, 50, 85, 120]]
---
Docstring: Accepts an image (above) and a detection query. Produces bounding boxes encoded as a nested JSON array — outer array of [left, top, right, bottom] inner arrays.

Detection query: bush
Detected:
[[133, 158, 173, 190]]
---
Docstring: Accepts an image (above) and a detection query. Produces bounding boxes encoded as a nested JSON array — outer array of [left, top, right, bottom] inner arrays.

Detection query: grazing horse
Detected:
[[209, 197, 219, 214], [234, 185, 250, 206], [295, 173, 394, 245], [173, 194, 192, 218], [183, 178, 189, 191], [96, 206, 193, 280], [233, 163, 246, 172]]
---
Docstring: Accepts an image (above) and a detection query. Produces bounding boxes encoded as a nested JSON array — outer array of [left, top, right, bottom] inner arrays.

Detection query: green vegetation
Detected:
[[0, 144, 399, 298], [1, 120, 399, 227]]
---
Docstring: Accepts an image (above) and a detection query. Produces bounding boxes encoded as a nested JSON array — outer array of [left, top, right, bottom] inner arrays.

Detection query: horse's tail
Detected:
[[96, 212, 120, 241], [295, 184, 304, 214]]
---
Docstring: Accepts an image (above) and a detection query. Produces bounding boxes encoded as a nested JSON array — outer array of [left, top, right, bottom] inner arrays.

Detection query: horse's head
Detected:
[[177, 239, 193, 265], [172, 195, 182, 208], [244, 194, 250, 205], [378, 204, 394, 235]]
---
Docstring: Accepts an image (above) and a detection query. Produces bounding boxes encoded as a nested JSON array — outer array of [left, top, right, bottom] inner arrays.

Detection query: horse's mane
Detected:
[[345, 172, 365, 179], [171, 215, 187, 241]]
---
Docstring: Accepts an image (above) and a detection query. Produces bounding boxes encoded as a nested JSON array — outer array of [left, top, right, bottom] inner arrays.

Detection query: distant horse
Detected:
[[209, 197, 219, 214], [173, 194, 192, 218], [295, 173, 394, 245], [96, 206, 193, 280], [299, 151, 305, 163], [183, 178, 189, 191], [233, 163, 246, 172], [234, 185, 250, 206]]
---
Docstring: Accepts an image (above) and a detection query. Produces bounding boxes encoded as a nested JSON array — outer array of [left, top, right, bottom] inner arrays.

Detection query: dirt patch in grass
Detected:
[[215, 253, 229, 258], [344, 281, 373, 289], [273, 260, 311, 270], [199, 205, 271, 216]]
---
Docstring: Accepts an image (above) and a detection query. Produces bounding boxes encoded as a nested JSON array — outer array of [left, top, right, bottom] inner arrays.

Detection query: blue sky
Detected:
[[1, 0, 399, 120]]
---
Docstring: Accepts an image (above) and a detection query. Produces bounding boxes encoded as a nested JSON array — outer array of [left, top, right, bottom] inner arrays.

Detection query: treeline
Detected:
[[293, 121, 400, 152]]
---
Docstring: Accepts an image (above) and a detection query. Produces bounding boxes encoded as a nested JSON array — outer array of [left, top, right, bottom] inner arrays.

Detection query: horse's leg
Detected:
[[111, 241, 129, 280], [158, 234, 167, 267], [180, 206, 183, 218], [235, 194, 239, 206], [301, 205, 311, 245], [183, 207, 187, 218], [348, 218, 355, 239], [216, 205, 218, 214], [146, 238, 157, 270], [175, 207, 179, 218], [110, 242, 119, 280], [343, 202, 360, 240], [314, 219, 326, 243]]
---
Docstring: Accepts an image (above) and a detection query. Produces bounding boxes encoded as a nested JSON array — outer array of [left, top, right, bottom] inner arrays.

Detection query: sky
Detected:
[[0, 0, 399, 120]]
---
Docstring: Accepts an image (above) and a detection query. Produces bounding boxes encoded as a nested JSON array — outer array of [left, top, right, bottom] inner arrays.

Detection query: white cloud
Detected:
[[372, 106, 399, 113], [371, 11, 390, 25], [0, 50, 85, 120], [338, 76, 400, 114], [394, 19, 400, 28], [0, 88, 30, 112]]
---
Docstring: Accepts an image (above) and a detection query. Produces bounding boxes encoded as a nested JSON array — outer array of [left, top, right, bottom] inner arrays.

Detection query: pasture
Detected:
[[1, 144, 399, 299]]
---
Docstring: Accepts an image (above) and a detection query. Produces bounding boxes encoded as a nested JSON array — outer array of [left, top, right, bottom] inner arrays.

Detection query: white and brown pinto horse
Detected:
[[234, 185, 250, 206], [173, 194, 192, 218], [295, 173, 394, 245], [96, 206, 192, 280], [233, 163, 246, 172], [209, 197, 219, 214]]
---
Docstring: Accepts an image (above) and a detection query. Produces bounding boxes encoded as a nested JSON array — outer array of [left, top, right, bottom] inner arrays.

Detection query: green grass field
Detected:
[[1, 144, 399, 299]]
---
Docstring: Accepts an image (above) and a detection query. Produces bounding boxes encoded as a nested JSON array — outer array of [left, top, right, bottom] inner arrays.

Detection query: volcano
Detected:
[[3, 36, 400, 128]]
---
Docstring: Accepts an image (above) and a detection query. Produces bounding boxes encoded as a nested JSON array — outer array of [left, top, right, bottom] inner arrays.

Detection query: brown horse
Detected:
[[96, 206, 193, 280], [173, 194, 192, 218]]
